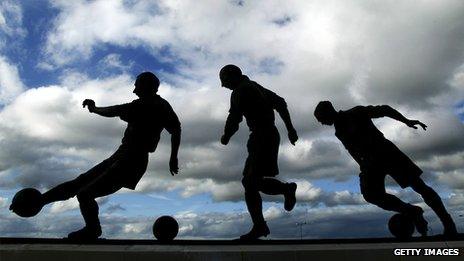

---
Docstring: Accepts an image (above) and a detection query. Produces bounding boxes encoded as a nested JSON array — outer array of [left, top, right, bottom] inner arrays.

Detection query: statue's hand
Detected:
[[169, 156, 179, 176], [407, 119, 427, 131], [288, 128, 298, 145], [82, 99, 96, 112], [220, 135, 230, 145]]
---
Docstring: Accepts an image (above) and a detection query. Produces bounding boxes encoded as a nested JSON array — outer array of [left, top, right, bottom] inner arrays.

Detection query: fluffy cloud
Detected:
[[2, 0, 463, 199], [49, 197, 108, 214], [279, 139, 358, 181], [0, 74, 135, 189], [3, 202, 461, 239], [0, 56, 24, 104], [98, 53, 134, 73], [49, 198, 80, 214], [0, 1, 25, 44], [42, 1, 464, 106], [1, 0, 464, 239], [40, 0, 464, 145], [0, 196, 7, 208]]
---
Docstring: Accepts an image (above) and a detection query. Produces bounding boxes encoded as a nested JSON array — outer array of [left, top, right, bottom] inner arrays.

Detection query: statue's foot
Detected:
[[284, 183, 297, 211], [406, 205, 428, 237], [239, 222, 270, 241], [443, 216, 458, 237], [67, 226, 102, 240]]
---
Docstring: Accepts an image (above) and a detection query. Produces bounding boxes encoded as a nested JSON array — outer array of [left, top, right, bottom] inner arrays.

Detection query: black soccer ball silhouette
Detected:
[[10, 188, 43, 217], [388, 213, 415, 239], [153, 215, 179, 241]]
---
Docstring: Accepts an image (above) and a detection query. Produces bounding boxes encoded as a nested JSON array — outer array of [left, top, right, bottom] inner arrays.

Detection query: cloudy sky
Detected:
[[0, 0, 463, 240]]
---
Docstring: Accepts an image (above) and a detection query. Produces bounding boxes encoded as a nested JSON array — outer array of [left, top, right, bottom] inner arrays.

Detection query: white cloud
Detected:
[[49, 198, 79, 213], [1, 194, 462, 239], [1, 0, 464, 239], [295, 180, 322, 202], [123, 222, 149, 234], [175, 211, 198, 220], [1, 0, 463, 196], [0, 1, 25, 41], [448, 192, 464, 206], [280, 139, 357, 181], [178, 223, 194, 235], [49, 197, 108, 214], [419, 152, 464, 173], [42, 0, 464, 105], [0, 73, 133, 142], [99, 53, 134, 72], [0, 10, 5, 27], [437, 170, 464, 190], [0, 56, 24, 104], [263, 206, 283, 220], [39, 1, 464, 176], [0, 196, 7, 208], [138, 178, 244, 202]]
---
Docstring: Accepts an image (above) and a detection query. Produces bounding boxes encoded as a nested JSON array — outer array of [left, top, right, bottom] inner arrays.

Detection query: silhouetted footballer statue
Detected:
[[40, 72, 181, 240], [219, 64, 299, 240], [314, 101, 457, 237]]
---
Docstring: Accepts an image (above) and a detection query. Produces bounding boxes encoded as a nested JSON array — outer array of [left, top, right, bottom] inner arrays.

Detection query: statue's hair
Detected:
[[314, 101, 334, 120], [136, 71, 160, 91]]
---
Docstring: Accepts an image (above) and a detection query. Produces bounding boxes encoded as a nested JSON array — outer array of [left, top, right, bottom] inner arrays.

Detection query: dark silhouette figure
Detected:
[[314, 101, 457, 237], [219, 64, 299, 240], [40, 72, 181, 240]]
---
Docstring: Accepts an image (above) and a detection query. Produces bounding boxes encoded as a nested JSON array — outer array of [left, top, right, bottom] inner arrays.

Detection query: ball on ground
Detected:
[[388, 213, 415, 239], [153, 215, 179, 241], [10, 188, 43, 217]]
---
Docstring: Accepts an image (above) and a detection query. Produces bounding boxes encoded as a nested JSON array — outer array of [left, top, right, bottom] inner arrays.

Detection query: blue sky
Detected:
[[0, 0, 463, 239]]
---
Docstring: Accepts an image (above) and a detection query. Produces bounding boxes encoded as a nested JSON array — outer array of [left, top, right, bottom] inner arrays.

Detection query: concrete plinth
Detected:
[[1, 237, 463, 261]]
